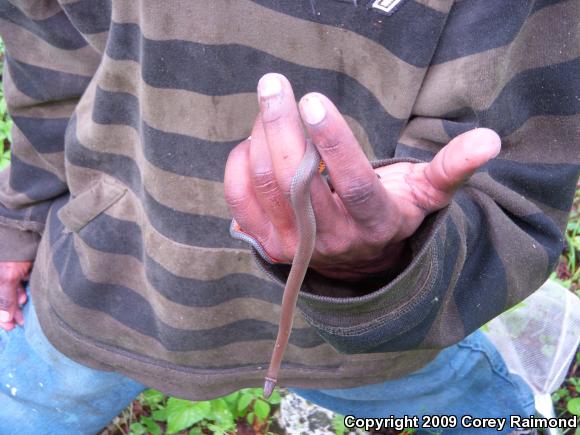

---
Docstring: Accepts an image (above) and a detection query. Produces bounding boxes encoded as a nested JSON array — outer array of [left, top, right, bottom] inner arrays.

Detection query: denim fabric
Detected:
[[0, 291, 145, 435], [291, 330, 536, 434], [0, 290, 534, 434]]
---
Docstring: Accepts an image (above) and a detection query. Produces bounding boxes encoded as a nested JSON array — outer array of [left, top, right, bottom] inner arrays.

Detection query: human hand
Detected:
[[0, 261, 32, 331], [224, 73, 500, 280]]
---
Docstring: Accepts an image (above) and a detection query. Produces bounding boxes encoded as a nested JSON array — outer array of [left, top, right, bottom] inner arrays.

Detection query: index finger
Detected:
[[299, 93, 394, 226]]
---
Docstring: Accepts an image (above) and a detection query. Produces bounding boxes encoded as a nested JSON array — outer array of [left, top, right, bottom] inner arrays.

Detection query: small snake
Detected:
[[230, 140, 321, 399]]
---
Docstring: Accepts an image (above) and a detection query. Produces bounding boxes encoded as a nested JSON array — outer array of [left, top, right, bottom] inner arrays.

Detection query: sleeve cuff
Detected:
[[252, 157, 451, 354], [0, 222, 41, 261]]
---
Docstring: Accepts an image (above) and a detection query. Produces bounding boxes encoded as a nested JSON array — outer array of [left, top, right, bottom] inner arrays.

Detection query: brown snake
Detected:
[[230, 139, 321, 399]]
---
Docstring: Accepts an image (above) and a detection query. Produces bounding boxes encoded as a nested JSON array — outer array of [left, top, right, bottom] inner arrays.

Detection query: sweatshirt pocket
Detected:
[[57, 178, 127, 233]]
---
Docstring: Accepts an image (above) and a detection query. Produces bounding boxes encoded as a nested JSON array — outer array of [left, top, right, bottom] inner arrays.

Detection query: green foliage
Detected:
[[332, 414, 346, 435], [126, 387, 280, 435], [568, 397, 580, 416], [0, 37, 12, 171]]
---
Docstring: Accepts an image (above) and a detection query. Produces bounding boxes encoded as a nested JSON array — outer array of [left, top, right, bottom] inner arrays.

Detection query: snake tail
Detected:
[[263, 377, 277, 399]]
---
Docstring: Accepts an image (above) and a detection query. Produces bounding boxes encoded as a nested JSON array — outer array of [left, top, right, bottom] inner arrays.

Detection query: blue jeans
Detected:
[[0, 291, 534, 434], [291, 330, 536, 434]]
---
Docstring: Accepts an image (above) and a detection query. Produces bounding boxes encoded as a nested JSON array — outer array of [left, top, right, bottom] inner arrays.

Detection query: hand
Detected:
[[224, 73, 500, 280], [0, 261, 32, 331]]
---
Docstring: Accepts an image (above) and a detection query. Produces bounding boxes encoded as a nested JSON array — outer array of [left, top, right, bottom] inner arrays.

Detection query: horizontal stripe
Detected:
[[105, 23, 405, 156], [5, 56, 91, 103], [66, 116, 239, 250], [98, 57, 257, 142], [1, 66, 39, 108], [414, 0, 580, 115], [396, 143, 579, 212], [0, 0, 87, 50], [6, 0, 62, 20], [74, 234, 313, 330], [248, 0, 446, 68], [500, 115, 580, 165], [12, 116, 69, 153], [475, 58, 580, 136], [0, 175, 54, 223], [112, 0, 424, 121], [0, 18, 100, 76], [414, 0, 453, 13], [61, 0, 111, 34], [91, 86, 238, 181], [487, 159, 580, 212], [531, 0, 570, 14], [432, 0, 560, 64], [435, 59, 580, 138], [75, 211, 291, 308], [48, 274, 341, 369], [452, 191, 507, 332], [66, 129, 237, 248], [8, 154, 68, 201], [73, 120, 230, 219], [97, 56, 376, 157], [96, 184, 260, 281], [10, 126, 65, 181], [48, 205, 324, 351]]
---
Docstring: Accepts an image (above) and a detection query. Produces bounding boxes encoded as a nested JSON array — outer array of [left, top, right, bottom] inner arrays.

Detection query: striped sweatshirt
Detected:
[[0, 0, 578, 400]]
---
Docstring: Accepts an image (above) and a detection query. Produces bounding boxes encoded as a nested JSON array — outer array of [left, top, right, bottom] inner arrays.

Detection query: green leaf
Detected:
[[142, 389, 165, 407], [140, 416, 162, 435], [206, 424, 226, 435], [237, 393, 254, 413], [152, 407, 168, 422], [189, 428, 203, 435], [224, 391, 240, 405], [266, 390, 281, 405], [253, 399, 270, 422], [246, 411, 255, 426], [552, 387, 570, 401], [332, 414, 346, 435], [129, 422, 146, 435], [166, 398, 211, 434], [568, 397, 580, 416], [210, 398, 235, 429]]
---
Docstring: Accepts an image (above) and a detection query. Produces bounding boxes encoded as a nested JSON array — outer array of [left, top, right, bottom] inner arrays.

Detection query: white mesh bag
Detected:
[[483, 280, 580, 434]]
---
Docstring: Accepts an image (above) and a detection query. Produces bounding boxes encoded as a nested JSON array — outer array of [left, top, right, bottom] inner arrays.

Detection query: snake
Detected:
[[230, 139, 321, 399]]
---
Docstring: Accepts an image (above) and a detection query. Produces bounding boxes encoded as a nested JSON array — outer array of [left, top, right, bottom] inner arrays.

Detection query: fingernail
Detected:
[[0, 311, 10, 322], [301, 95, 326, 125], [258, 74, 282, 99]]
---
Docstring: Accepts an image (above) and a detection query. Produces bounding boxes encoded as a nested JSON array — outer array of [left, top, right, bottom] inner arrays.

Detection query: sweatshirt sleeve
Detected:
[[0, 0, 101, 261], [254, 0, 580, 353]]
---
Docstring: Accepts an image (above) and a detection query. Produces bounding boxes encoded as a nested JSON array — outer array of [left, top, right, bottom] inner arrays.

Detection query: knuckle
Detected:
[[317, 134, 344, 157], [252, 169, 279, 197], [316, 237, 350, 259], [339, 177, 376, 207], [409, 181, 447, 212], [224, 188, 249, 210], [260, 111, 284, 129], [0, 295, 15, 310]]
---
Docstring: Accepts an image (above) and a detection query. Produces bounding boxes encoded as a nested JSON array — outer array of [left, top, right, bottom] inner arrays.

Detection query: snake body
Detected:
[[229, 140, 321, 398], [263, 139, 320, 398]]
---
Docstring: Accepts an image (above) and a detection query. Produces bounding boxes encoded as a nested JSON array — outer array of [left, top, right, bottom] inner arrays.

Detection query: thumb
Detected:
[[424, 128, 501, 195]]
